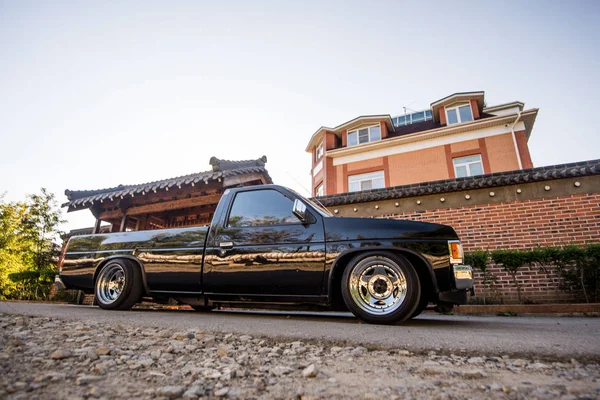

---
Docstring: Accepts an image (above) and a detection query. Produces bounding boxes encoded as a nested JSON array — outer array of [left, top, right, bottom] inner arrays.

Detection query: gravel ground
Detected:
[[1, 313, 599, 399], [2, 303, 599, 359]]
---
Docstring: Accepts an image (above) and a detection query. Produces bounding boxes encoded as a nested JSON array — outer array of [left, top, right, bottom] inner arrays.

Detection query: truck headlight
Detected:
[[448, 240, 464, 265]]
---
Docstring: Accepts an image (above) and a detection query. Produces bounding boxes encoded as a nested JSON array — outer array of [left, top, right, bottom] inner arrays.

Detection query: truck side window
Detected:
[[227, 190, 298, 227]]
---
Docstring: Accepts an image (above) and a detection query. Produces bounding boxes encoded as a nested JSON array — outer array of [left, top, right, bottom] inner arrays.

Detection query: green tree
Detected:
[[22, 188, 64, 272], [0, 189, 65, 300], [0, 195, 29, 298]]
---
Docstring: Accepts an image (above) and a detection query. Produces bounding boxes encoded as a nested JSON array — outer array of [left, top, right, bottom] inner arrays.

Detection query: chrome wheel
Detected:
[[348, 257, 407, 315], [96, 263, 126, 305]]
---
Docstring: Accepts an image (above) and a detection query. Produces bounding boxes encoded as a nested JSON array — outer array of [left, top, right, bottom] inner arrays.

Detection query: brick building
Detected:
[[306, 91, 537, 197]]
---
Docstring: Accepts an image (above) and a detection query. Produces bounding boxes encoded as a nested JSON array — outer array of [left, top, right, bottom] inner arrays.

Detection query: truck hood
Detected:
[[323, 217, 458, 242]]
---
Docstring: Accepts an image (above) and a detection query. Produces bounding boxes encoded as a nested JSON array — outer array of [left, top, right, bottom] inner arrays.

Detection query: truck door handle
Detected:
[[219, 242, 234, 249]]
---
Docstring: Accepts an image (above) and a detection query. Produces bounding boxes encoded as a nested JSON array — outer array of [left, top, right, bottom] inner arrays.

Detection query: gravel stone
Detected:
[[95, 347, 111, 356], [76, 375, 102, 385], [467, 356, 485, 364], [183, 385, 204, 399], [156, 385, 185, 398], [302, 364, 318, 378], [512, 359, 528, 367], [350, 346, 367, 356], [460, 370, 489, 379], [528, 362, 551, 370], [49, 349, 71, 359]]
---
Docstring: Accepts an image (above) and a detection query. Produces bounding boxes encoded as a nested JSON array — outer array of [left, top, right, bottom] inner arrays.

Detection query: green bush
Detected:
[[465, 249, 500, 304], [490, 249, 530, 303]]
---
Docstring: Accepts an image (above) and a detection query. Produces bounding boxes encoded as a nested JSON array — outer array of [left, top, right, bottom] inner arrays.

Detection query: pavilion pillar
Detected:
[[135, 214, 148, 231], [119, 215, 128, 232], [92, 218, 102, 234]]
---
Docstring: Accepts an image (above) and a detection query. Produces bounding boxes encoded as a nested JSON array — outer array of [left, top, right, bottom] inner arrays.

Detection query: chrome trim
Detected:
[[54, 275, 66, 290], [453, 265, 474, 290]]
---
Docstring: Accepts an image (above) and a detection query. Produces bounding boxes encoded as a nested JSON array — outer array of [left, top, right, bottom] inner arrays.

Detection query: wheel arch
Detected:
[[327, 246, 438, 306], [93, 255, 150, 295]]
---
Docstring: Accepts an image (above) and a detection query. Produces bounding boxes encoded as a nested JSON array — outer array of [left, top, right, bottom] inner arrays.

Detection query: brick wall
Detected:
[[471, 265, 572, 305], [389, 193, 600, 251], [383, 193, 600, 304]]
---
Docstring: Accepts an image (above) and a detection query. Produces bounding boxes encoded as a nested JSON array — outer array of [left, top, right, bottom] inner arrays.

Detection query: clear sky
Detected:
[[1, 0, 599, 232]]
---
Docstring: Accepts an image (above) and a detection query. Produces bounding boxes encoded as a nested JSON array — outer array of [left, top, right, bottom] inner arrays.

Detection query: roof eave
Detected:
[[430, 91, 485, 108], [483, 101, 525, 113], [305, 115, 393, 152]]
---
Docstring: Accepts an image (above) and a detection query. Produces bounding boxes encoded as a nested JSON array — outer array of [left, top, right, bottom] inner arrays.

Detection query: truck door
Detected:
[[203, 188, 326, 296]]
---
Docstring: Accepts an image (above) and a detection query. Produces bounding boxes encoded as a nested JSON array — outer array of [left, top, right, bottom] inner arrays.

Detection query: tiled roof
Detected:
[[64, 156, 272, 208], [315, 159, 600, 207], [209, 155, 267, 172]]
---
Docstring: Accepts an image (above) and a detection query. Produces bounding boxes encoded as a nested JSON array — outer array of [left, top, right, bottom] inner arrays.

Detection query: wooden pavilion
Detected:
[[63, 156, 272, 233]]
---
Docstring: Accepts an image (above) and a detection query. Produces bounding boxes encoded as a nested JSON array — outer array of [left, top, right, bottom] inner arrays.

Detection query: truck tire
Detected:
[[341, 251, 420, 325], [95, 259, 143, 310], [408, 293, 429, 319]]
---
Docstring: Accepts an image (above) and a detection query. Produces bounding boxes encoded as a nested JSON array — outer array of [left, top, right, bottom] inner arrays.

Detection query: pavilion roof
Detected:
[[63, 156, 271, 209]]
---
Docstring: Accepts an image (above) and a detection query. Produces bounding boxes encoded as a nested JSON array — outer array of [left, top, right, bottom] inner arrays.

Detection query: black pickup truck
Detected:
[[56, 184, 473, 324]]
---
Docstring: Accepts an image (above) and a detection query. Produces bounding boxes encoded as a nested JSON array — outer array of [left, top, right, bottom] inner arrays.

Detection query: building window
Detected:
[[453, 154, 484, 178], [348, 171, 385, 192], [394, 110, 433, 127], [315, 184, 324, 197], [446, 104, 473, 125], [315, 141, 323, 161], [347, 125, 381, 146]]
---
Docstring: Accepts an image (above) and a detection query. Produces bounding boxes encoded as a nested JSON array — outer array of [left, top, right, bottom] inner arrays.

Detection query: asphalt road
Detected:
[[1, 302, 598, 361]]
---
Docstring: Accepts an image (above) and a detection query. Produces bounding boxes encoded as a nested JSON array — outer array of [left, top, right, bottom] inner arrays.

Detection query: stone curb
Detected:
[[454, 303, 600, 315]]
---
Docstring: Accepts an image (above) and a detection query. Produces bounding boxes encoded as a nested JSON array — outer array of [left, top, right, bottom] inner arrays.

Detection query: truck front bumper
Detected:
[[438, 265, 474, 305], [54, 275, 67, 290], [452, 265, 474, 290]]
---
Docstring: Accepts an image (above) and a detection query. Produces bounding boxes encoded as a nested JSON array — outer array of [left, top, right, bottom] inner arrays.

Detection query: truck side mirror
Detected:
[[292, 199, 309, 223]]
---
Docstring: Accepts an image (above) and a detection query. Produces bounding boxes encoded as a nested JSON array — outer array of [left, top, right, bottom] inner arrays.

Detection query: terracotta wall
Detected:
[[515, 130, 534, 169], [484, 133, 520, 172], [387, 147, 449, 185]]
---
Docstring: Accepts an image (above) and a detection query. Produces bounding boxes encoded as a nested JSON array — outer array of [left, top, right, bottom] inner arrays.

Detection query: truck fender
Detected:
[[93, 255, 151, 295], [326, 245, 439, 299]]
